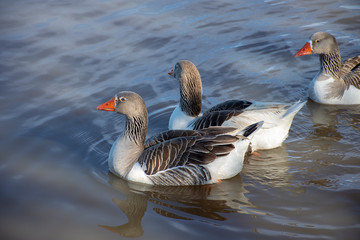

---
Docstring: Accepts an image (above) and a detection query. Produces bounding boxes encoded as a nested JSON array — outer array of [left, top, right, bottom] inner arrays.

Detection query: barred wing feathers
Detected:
[[189, 110, 243, 130], [139, 134, 239, 185], [342, 55, 360, 89], [145, 127, 239, 148]]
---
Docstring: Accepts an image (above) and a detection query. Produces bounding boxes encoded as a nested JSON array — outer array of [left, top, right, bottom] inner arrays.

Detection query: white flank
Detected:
[[127, 163, 154, 185], [309, 75, 360, 104]]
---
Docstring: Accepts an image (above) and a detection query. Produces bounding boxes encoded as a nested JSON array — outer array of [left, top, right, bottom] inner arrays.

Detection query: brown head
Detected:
[[168, 60, 202, 117]]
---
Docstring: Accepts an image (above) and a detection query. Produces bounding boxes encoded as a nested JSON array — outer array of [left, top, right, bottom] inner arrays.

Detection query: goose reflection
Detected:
[[306, 100, 360, 142], [307, 100, 360, 127], [99, 195, 146, 238], [243, 146, 292, 188], [99, 172, 264, 237]]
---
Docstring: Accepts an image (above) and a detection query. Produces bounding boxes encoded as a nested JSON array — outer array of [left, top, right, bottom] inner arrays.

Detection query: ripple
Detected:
[[1, 0, 360, 239], [301, 21, 328, 28], [340, 5, 360, 10]]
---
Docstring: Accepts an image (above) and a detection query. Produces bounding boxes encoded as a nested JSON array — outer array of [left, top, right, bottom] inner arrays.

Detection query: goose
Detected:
[[294, 31, 360, 104], [168, 60, 305, 151], [96, 91, 263, 186]]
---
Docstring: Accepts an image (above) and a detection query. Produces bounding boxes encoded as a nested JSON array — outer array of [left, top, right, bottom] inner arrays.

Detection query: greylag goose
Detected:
[[294, 31, 360, 104], [96, 91, 263, 186], [168, 60, 305, 151]]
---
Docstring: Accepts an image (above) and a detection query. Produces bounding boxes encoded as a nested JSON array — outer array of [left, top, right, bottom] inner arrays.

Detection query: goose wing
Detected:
[[189, 110, 243, 130], [145, 127, 239, 147], [190, 100, 290, 130], [341, 55, 360, 75], [138, 133, 239, 185], [145, 130, 198, 148], [342, 55, 360, 89], [205, 100, 253, 112]]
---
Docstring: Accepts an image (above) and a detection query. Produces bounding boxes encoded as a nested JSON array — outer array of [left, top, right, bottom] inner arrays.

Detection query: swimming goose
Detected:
[[96, 91, 263, 186], [294, 32, 360, 104], [168, 60, 305, 150]]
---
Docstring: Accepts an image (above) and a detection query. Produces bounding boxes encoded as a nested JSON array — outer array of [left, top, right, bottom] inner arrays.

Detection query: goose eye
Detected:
[[116, 96, 127, 103], [315, 39, 320, 43]]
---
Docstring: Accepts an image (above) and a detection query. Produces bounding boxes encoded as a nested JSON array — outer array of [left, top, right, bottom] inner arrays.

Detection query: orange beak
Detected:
[[97, 97, 115, 111], [168, 69, 174, 76], [294, 42, 312, 57]]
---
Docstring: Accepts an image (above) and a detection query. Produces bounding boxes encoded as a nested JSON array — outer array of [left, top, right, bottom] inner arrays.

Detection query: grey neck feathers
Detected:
[[179, 75, 202, 117], [319, 50, 348, 98], [319, 50, 342, 80], [124, 115, 148, 147]]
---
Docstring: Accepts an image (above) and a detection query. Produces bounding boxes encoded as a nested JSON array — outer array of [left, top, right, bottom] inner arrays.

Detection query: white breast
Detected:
[[309, 74, 334, 103], [108, 136, 142, 177], [169, 105, 196, 130]]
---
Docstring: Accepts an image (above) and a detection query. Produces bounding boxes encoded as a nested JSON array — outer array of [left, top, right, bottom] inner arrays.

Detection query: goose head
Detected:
[[168, 60, 202, 117], [97, 91, 148, 118], [295, 32, 339, 57]]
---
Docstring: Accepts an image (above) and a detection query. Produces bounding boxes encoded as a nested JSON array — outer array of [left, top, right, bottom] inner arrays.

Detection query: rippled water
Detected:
[[1, 0, 360, 239]]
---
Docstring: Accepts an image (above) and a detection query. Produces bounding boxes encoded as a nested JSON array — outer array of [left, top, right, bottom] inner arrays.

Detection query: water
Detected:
[[1, 0, 360, 239]]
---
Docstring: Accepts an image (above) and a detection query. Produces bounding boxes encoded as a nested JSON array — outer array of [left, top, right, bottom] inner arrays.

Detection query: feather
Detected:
[[139, 133, 240, 177], [150, 164, 211, 186], [206, 100, 253, 112], [342, 55, 360, 89], [189, 110, 242, 130]]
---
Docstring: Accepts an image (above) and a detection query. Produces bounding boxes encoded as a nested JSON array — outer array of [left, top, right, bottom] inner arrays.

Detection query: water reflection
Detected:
[[306, 100, 360, 143], [244, 147, 291, 188], [2, 0, 360, 238], [99, 193, 146, 238], [307, 100, 360, 127], [101, 173, 264, 237]]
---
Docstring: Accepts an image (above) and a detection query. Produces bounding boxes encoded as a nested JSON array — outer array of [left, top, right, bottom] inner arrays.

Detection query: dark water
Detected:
[[1, 0, 360, 239]]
